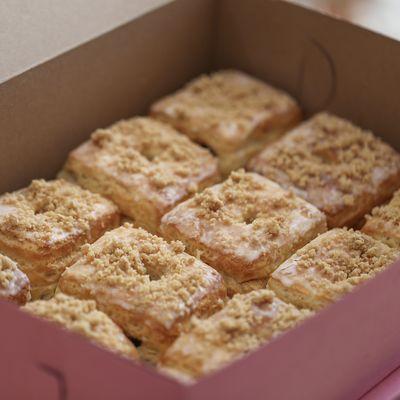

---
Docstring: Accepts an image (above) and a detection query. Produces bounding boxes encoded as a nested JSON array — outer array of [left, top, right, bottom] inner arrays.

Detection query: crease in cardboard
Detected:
[[297, 36, 337, 112]]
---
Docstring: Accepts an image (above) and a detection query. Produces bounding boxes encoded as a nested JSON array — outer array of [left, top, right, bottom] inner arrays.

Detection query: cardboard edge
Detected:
[[2, 0, 400, 397], [361, 366, 400, 400]]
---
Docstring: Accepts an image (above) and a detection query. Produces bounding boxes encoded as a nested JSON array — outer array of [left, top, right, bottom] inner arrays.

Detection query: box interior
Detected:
[[2, 1, 400, 399], [3, 0, 400, 194]]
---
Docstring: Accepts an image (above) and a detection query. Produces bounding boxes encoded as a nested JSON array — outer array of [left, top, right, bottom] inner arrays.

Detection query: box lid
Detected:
[[0, 0, 171, 84]]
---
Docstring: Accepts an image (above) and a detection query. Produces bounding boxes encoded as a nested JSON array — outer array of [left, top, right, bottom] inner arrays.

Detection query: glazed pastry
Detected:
[[58, 224, 226, 361], [247, 112, 400, 228], [160, 170, 327, 295], [268, 228, 399, 311], [159, 289, 310, 380], [151, 70, 301, 175], [23, 293, 138, 360], [60, 117, 220, 234], [0, 179, 120, 299], [0, 253, 30, 305], [362, 189, 400, 248]]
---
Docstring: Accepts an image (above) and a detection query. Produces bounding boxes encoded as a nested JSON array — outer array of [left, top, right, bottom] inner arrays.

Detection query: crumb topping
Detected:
[[90, 117, 215, 189], [0, 255, 20, 289], [186, 289, 309, 354], [80, 225, 221, 318], [177, 70, 292, 115], [193, 170, 296, 223], [296, 228, 398, 289], [367, 189, 400, 225], [0, 179, 115, 247], [180, 170, 322, 253], [250, 113, 400, 211], [23, 293, 137, 358], [152, 70, 297, 147], [0, 253, 30, 302]]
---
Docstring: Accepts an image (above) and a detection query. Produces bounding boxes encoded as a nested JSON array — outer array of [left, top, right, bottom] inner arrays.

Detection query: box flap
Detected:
[[0, 0, 172, 84]]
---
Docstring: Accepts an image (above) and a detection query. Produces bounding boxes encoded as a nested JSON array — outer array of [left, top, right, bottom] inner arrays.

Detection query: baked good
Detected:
[[0, 253, 30, 305], [159, 289, 310, 380], [23, 293, 138, 360], [268, 228, 399, 311], [150, 70, 301, 175], [362, 189, 400, 248], [160, 170, 327, 295], [222, 275, 268, 295], [58, 224, 226, 361], [60, 117, 220, 234], [0, 179, 120, 299], [247, 112, 400, 228]]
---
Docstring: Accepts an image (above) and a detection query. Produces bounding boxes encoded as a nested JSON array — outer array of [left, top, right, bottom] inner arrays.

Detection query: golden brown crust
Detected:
[[137, 344, 163, 365], [159, 289, 310, 380], [58, 225, 227, 355], [0, 253, 30, 305], [151, 70, 301, 175], [23, 293, 138, 360], [247, 112, 400, 228], [160, 170, 327, 294], [221, 274, 267, 297], [0, 179, 120, 299], [362, 189, 400, 248], [215, 129, 288, 177], [268, 228, 399, 310], [61, 117, 221, 233]]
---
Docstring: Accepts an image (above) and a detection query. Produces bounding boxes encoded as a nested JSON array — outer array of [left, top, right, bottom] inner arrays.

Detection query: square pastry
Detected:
[[247, 112, 400, 228], [58, 225, 226, 361], [268, 228, 398, 311], [0, 253, 30, 305], [60, 117, 220, 234], [160, 170, 327, 295], [362, 189, 400, 248], [0, 179, 120, 299], [159, 289, 310, 380], [150, 70, 301, 175], [23, 293, 139, 360]]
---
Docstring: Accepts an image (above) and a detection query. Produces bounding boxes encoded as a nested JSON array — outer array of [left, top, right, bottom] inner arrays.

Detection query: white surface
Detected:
[[0, 0, 171, 83], [292, 0, 400, 40]]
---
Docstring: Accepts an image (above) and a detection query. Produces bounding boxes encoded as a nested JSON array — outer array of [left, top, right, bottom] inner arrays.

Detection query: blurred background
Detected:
[[292, 0, 400, 40]]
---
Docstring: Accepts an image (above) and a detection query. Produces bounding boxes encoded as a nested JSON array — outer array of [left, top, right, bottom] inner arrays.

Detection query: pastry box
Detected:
[[2, 0, 400, 399]]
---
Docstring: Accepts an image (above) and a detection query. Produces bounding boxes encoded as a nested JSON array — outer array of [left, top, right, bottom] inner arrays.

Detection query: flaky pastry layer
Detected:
[[0, 179, 120, 299], [23, 293, 138, 360], [0, 253, 30, 305], [268, 228, 399, 310], [161, 170, 327, 294], [248, 112, 400, 228], [362, 189, 400, 248], [59, 225, 226, 355], [61, 117, 220, 233], [151, 70, 301, 175], [159, 289, 310, 380]]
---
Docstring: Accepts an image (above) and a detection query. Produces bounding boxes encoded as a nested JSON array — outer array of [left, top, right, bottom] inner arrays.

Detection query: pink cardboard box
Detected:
[[2, 1, 400, 398], [363, 367, 400, 400]]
